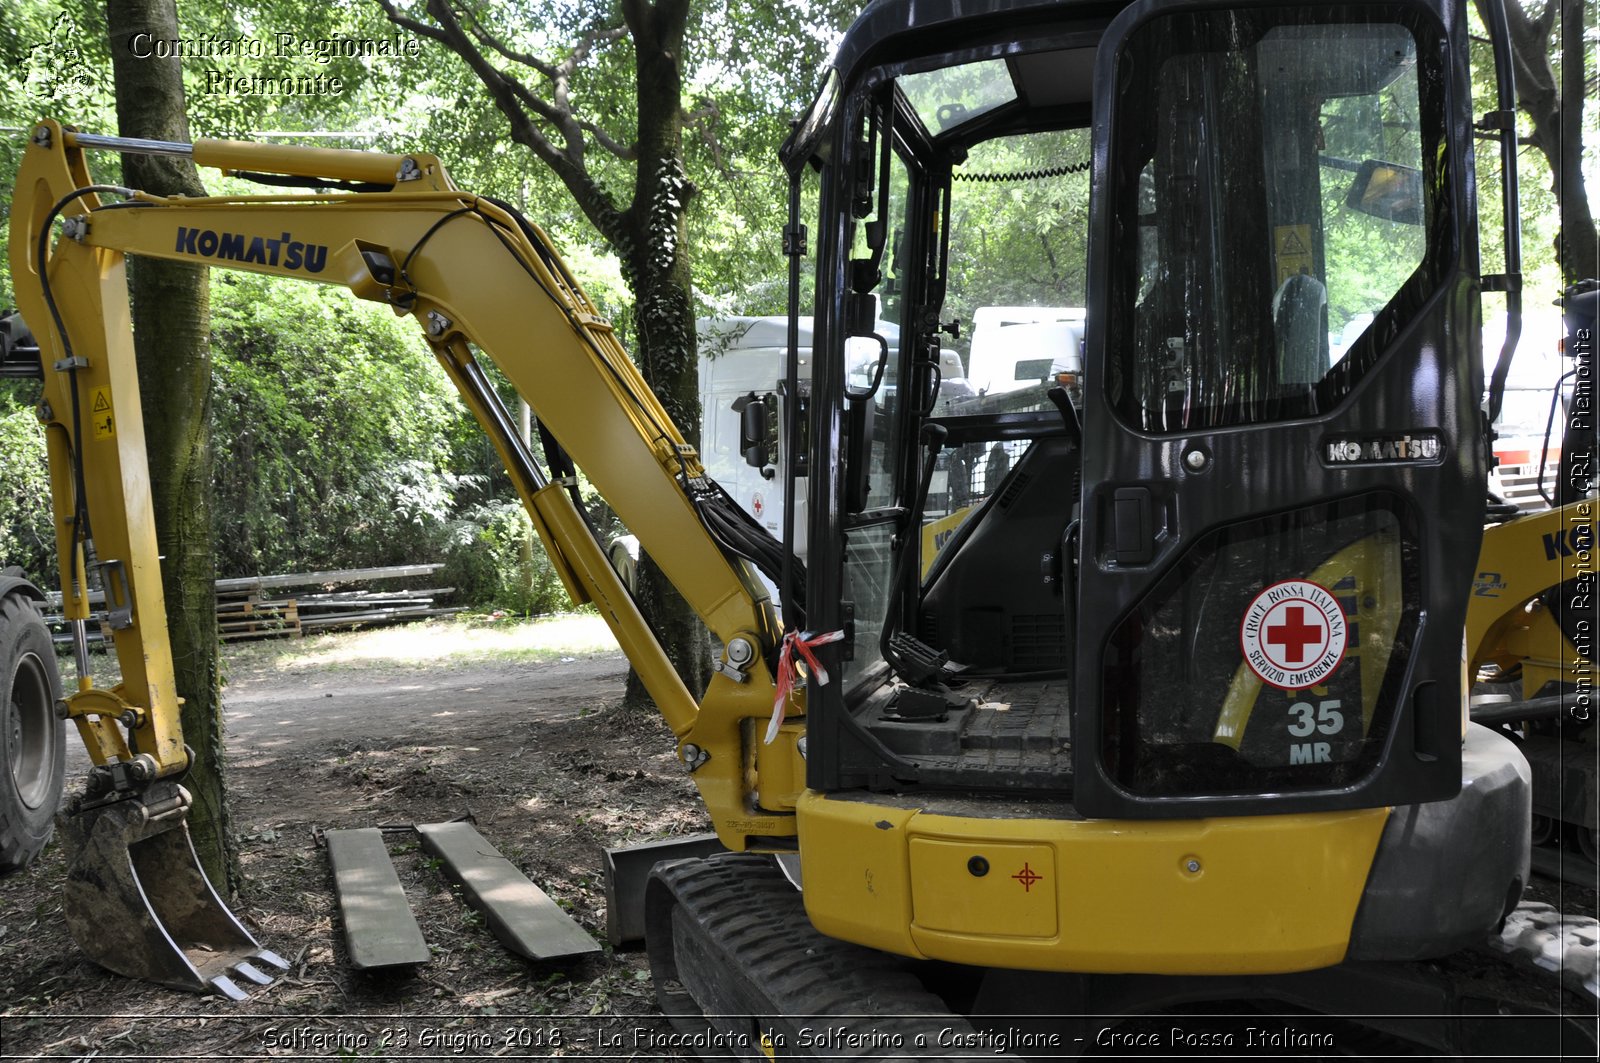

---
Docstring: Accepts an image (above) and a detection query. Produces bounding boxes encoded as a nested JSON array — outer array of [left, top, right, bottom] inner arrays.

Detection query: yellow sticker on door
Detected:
[[90, 387, 115, 440], [1274, 224, 1314, 288]]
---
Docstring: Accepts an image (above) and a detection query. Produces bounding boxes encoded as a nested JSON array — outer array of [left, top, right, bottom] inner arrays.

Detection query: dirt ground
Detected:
[[2, 619, 1596, 1060], [0, 620, 707, 1059]]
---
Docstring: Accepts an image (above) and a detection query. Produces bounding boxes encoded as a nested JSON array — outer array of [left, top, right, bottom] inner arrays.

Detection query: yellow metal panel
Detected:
[[753, 724, 805, 812], [919, 504, 978, 579], [798, 790, 1388, 975], [797, 794, 919, 956], [909, 838, 1056, 937], [1469, 502, 1594, 678]]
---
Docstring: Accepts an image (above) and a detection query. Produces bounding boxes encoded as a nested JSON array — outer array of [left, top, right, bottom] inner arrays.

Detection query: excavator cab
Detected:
[[776, 0, 1524, 973]]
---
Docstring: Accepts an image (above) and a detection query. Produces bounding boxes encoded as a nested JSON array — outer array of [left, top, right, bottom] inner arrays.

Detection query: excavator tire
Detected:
[[0, 590, 65, 872], [645, 852, 1021, 1060]]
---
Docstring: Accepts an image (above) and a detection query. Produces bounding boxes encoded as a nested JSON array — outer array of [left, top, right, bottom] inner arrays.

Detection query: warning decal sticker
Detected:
[[1273, 223, 1314, 287], [1239, 580, 1347, 690], [89, 386, 115, 441]]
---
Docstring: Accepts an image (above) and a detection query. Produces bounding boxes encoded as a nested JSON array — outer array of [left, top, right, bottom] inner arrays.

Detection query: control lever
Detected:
[[880, 423, 952, 684]]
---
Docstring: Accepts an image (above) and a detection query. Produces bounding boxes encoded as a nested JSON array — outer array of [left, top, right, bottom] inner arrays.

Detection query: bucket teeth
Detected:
[[61, 780, 283, 999], [253, 950, 290, 973], [208, 976, 248, 1002], [232, 962, 274, 986]]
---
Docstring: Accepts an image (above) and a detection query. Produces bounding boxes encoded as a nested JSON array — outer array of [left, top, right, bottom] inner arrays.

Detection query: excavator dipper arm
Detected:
[[9, 119, 800, 993]]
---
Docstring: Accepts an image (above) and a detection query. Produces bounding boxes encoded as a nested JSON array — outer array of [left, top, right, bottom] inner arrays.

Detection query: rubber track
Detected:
[[651, 856, 1597, 1059], [650, 853, 1021, 1060], [1486, 900, 1600, 1000]]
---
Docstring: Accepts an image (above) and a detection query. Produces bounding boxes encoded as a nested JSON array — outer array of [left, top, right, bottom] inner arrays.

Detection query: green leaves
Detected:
[[208, 271, 464, 575], [0, 399, 51, 579]]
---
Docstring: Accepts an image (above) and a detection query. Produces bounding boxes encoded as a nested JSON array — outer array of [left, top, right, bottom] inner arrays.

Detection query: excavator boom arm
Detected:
[[9, 121, 796, 853]]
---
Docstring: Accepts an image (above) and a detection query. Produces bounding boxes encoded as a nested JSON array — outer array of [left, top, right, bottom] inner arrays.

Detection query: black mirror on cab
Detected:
[[1346, 160, 1424, 226], [734, 392, 775, 471]]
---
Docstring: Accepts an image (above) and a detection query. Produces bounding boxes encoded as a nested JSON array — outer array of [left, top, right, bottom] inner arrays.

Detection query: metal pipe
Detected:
[[62, 130, 409, 186], [781, 171, 804, 632], [71, 619, 91, 687], [1482, 0, 1522, 429], [64, 131, 194, 157]]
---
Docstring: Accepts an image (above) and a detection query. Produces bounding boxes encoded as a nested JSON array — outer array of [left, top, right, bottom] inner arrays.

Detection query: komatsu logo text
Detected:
[[174, 227, 327, 272], [1324, 432, 1442, 465]]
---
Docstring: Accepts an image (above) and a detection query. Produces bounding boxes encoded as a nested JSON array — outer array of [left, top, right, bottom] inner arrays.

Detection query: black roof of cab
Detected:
[[783, 0, 1123, 167]]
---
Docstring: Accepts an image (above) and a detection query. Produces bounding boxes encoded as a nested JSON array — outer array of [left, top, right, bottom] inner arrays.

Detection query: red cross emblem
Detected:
[[1012, 862, 1044, 892], [1240, 580, 1347, 690], [1266, 605, 1323, 665]]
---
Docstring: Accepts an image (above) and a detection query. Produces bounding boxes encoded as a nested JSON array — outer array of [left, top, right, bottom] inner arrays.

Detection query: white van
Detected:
[[965, 306, 1086, 400]]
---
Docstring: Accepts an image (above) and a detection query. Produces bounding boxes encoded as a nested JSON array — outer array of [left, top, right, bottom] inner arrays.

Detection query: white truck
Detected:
[[609, 316, 969, 600]]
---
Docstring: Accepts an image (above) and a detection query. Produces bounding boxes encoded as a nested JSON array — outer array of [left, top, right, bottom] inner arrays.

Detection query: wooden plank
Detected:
[[297, 597, 434, 612], [324, 828, 431, 970], [417, 822, 599, 962], [298, 606, 434, 629], [49, 563, 446, 604], [214, 564, 445, 593]]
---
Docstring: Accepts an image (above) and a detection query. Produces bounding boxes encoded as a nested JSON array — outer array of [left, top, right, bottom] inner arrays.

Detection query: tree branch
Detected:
[[375, 0, 628, 240], [372, 0, 452, 47], [459, 7, 561, 80], [684, 97, 727, 174]]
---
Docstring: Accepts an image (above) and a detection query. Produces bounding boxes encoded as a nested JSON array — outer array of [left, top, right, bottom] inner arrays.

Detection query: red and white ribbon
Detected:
[[765, 628, 846, 744]]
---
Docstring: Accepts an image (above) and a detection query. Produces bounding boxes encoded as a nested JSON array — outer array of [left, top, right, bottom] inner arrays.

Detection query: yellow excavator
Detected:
[[1, 0, 1595, 1052], [1469, 279, 1597, 880]]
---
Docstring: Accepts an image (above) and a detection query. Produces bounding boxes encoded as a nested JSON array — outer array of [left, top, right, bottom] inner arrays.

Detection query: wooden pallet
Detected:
[[46, 563, 459, 643]]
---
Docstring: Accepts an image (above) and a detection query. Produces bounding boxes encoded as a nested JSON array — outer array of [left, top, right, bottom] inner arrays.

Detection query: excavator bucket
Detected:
[[60, 780, 287, 999]]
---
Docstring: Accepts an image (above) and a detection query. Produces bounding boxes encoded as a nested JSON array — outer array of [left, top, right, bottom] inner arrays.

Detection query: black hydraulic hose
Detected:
[[34, 184, 141, 589], [1534, 368, 1577, 508], [694, 487, 807, 617]]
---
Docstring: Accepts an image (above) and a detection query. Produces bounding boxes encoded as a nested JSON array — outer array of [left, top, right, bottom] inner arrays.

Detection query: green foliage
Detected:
[[440, 499, 567, 616], [208, 271, 466, 575], [943, 130, 1093, 332], [0, 396, 52, 578]]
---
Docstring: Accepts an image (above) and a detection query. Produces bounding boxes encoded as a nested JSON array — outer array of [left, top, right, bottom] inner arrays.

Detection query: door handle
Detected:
[[1112, 486, 1154, 564]]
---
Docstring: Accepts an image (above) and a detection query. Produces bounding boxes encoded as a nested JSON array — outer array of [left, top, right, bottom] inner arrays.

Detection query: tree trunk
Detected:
[[1556, 0, 1597, 282], [379, 0, 716, 707], [1483, 0, 1599, 284], [620, 0, 711, 707], [105, 0, 235, 891]]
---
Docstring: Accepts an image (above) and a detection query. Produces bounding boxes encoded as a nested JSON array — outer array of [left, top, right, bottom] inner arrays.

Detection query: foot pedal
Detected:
[[325, 828, 430, 970], [885, 631, 967, 686], [418, 821, 600, 962]]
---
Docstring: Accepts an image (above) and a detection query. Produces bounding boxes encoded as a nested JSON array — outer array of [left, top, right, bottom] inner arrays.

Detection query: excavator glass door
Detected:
[[1074, 0, 1481, 819]]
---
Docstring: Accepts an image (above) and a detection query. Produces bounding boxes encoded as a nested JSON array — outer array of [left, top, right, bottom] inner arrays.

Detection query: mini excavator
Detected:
[[1, 0, 1595, 1053]]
